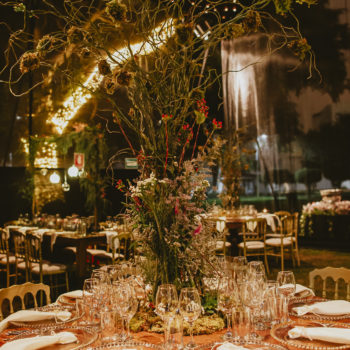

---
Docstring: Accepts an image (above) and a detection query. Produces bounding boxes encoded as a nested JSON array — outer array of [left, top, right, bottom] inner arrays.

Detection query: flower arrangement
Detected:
[[123, 160, 220, 289], [302, 200, 350, 216], [300, 200, 350, 237], [2, 0, 318, 289]]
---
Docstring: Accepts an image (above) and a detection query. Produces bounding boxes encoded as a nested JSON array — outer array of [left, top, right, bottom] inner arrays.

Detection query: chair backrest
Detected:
[[0, 282, 51, 319], [0, 229, 9, 256], [26, 233, 42, 265], [280, 214, 294, 237], [26, 233, 43, 280], [274, 211, 291, 220], [309, 267, 350, 300], [242, 218, 266, 242], [12, 230, 27, 261], [111, 232, 131, 262]]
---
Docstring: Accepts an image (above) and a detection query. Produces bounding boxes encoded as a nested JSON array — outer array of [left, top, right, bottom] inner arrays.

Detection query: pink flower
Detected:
[[193, 224, 202, 236]]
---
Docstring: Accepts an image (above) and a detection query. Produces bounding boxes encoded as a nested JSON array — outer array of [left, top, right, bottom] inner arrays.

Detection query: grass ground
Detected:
[[267, 246, 350, 298]]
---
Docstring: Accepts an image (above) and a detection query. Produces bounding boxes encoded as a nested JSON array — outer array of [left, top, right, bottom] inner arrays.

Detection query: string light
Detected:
[[21, 138, 59, 169], [48, 18, 175, 134]]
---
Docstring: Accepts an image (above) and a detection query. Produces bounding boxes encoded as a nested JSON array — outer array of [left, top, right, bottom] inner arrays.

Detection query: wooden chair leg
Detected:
[[295, 244, 300, 266], [290, 246, 295, 267], [281, 247, 284, 271], [264, 251, 270, 275], [65, 272, 69, 292], [6, 263, 10, 287]]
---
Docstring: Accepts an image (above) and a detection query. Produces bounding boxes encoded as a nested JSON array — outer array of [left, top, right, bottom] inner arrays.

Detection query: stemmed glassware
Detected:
[[155, 284, 178, 348], [178, 287, 201, 349], [233, 257, 248, 284], [248, 261, 265, 278], [124, 283, 139, 340], [217, 277, 237, 341], [113, 281, 133, 341], [240, 278, 266, 340], [277, 270, 296, 322], [82, 278, 99, 325]]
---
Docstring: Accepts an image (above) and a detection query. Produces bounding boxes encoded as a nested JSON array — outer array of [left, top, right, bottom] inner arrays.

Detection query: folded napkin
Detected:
[[288, 326, 350, 344], [59, 290, 83, 299], [293, 300, 350, 316], [217, 342, 248, 350], [295, 284, 315, 297], [216, 220, 226, 233], [0, 331, 77, 350], [0, 310, 71, 332]]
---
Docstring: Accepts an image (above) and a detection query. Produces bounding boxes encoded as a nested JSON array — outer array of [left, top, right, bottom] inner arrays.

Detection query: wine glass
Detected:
[[240, 280, 265, 340], [248, 261, 265, 279], [82, 278, 99, 325], [155, 284, 178, 347], [233, 257, 248, 284], [277, 271, 296, 322], [113, 281, 132, 341], [217, 277, 237, 341], [178, 287, 201, 349], [125, 285, 139, 340]]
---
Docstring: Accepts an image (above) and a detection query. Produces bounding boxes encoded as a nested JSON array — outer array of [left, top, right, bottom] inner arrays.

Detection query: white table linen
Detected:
[[0, 331, 77, 350], [293, 300, 350, 316], [288, 326, 350, 344], [218, 342, 248, 350], [0, 310, 71, 332]]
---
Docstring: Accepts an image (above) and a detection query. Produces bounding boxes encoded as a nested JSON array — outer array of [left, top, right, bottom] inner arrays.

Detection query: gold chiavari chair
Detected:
[[26, 233, 69, 297], [238, 217, 269, 274], [265, 214, 296, 271], [0, 282, 50, 319], [0, 229, 17, 287], [11, 230, 28, 282]]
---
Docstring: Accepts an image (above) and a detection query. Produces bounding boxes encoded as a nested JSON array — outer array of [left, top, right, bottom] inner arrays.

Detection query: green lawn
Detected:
[[266, 246, 350, 299]]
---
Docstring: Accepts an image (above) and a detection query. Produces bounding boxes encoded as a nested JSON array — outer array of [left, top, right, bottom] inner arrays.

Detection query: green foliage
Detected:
[[26, 126, 110, 216], [202, 293, 218, 315]]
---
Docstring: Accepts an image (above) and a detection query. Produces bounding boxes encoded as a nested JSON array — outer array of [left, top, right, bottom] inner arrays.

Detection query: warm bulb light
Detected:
[[49, 171, 60, 184], [48, 18, 175, 134], [68, 165, 79, 177]]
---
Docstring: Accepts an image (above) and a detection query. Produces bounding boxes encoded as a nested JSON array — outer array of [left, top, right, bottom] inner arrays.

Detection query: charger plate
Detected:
[[289, 298, 350, 321], [196, 340, 288, 350], [11, 325, 98, 349], [10, 305, 80, 328], [271, 320, 350, 350], [89, 341, 163, 350]]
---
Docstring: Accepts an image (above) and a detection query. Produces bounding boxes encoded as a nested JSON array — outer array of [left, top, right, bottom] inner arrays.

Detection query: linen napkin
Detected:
[[293, 300, 350, 316], [0, 310, 71, 332], [217, 342, 248, 350], [59, 290, 83, 300], [0, 331, 77, 350], [288, 326, 350, 344], [294, 284, 315, 297]]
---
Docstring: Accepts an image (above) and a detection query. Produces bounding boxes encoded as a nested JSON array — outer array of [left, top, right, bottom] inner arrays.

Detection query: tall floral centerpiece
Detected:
[[2, 0, 317, 289]]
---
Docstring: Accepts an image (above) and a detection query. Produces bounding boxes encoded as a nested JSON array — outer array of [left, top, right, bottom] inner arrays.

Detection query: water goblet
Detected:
[[112, 281, 132, 341], [125, 287, 138, 340], [277, 270, 296, 322], [178, 287, 201, 349], [248, 261, 265, 279], [217, 277, 237, 341], [155, 284, 178, 348], [240, 280, 265, 341]]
